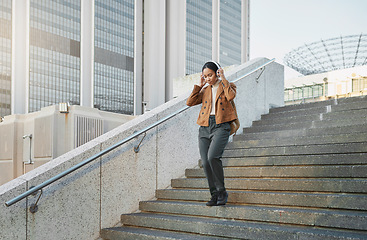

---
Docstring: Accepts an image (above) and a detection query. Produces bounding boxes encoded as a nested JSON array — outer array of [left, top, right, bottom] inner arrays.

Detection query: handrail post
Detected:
[[255, 67, 266, 83], [134, 132, 147, 153], [29, 188, 43, 213]]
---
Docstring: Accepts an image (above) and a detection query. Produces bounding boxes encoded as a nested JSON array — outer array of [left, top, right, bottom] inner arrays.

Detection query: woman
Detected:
[[186, 61, 237, 206]]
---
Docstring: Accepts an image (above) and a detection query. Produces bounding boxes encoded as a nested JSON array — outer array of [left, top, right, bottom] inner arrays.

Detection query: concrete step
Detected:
[[235, 128, 307, 140], [335, 95, 367, 104], [156, 189, 367, 210], [119, 212, 367, 239], [235, 123, 367, 140], [336, 95, 367, 104], [323, 110, 367, 122], [254, 108, 367, 127], [171, 178, 367, 194], [185, 165, 367, 178], [307, 123, 367, 137], [330, 101, 367, 112], [222, 142, 367, 158], [262, 105, 328, 120], [243, 118, 367, 134], [139, 200, 367, 231], [245, 121, 315, 134], [262, 101, 367, 123], [269, 98, 338, 114], [101, 226, 219, 240], [269, 95, 367, 114], [253, 112, 321, 126], [216, 153, 367, 167], [228, 132, 367, 149], [243, 128, 307, 140]]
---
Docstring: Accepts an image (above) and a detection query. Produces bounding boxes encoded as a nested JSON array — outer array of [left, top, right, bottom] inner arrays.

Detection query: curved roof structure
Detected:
[[284, 34, 367, 75]]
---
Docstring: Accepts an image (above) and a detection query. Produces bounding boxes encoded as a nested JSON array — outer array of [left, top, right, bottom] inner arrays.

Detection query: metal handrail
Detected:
[[232, 58, 275, 83], [5, 58, 275, 207]]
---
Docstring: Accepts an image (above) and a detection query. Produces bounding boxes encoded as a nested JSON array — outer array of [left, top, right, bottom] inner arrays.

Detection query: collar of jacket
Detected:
[[205, 80, 224, 102]]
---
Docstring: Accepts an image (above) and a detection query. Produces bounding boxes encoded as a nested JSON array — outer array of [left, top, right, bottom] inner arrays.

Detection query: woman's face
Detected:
[[202, 68, 218, 85]]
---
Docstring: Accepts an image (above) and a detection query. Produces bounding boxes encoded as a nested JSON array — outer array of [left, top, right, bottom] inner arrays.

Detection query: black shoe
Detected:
[[217, 191, 228, 205], [206, 194, 218, 206]]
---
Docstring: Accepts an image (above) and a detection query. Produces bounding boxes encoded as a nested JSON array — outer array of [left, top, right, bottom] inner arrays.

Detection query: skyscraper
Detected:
[[186, 0, 212, 75], [220, 0, 242, 67], [1, 0, 249, 117], [94, 0, 135, 114], [29, 0, 81, 113], [185, 0, 245, 75], [0, 0, 11, 117]]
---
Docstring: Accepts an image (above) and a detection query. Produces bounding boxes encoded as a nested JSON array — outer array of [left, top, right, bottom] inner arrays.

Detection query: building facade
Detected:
[[0, 0, 12, 117], [0, 0, 249, 118], [185, 0, 247, 75], [29, 0, 82, 113], [284, 65, 367, 105], [185, 0, 212, 75], [94, 0, 135, 114]]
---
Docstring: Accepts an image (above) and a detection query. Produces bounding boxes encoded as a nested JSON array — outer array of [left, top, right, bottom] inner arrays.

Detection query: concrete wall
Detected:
[[225, 58, 284, 132], [0, 106, 135, 185], [0, 58, 284, 240]]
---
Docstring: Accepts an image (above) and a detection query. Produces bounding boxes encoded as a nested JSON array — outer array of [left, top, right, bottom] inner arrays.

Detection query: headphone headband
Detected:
[[209, 60, 221, 69]]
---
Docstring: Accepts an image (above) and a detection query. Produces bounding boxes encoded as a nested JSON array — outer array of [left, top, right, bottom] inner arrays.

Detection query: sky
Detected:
[[250, 0, 367, 80]]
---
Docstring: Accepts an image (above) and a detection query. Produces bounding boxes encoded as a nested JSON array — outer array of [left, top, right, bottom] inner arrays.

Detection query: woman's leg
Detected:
[[206, 122, 230, 193], [198, 126, 217, 196]]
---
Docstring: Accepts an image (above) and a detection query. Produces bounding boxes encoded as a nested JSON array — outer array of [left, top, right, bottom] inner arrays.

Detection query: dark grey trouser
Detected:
[[198, 116, 230, 196]]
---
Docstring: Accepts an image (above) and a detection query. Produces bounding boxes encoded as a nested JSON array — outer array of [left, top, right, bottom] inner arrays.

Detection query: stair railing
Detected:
[[5, 58, 275, 209]]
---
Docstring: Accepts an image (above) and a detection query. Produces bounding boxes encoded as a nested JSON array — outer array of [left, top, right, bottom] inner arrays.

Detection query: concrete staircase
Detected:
[[101, 96, 367, 239]]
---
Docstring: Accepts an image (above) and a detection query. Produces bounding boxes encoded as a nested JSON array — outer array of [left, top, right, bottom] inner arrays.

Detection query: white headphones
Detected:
[[209, 60, 221, 70], [209, 60, 221, 77]]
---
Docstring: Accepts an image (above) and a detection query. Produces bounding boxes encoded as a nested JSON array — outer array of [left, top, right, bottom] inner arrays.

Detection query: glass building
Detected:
[[220, 0, 242, 67], [29, 0, 81, 113], [0, 0, 12, 117], [185, 0, 245, 75], [2, 0, 136, 116], [186, 0, 212, 75], [94, 0, 135, 115], [2, 1, 249, 117]]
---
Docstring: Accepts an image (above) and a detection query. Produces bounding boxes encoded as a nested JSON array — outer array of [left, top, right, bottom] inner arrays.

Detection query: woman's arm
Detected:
[[186, 85, 204, 106], [186, 75, 206, 106], [218, 69, 236, 101]]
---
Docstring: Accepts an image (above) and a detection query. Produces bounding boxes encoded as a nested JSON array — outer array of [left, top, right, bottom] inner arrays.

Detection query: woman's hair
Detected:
[[202, 61, 221, 73]]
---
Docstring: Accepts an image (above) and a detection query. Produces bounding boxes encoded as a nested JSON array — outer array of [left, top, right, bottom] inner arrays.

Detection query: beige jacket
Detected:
[[186, 79, 237, 126]]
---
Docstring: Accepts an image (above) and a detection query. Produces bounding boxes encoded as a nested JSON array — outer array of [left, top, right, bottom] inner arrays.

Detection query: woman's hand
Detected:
[[200, 74, 206, 87], [217, 68, 226, 81]]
